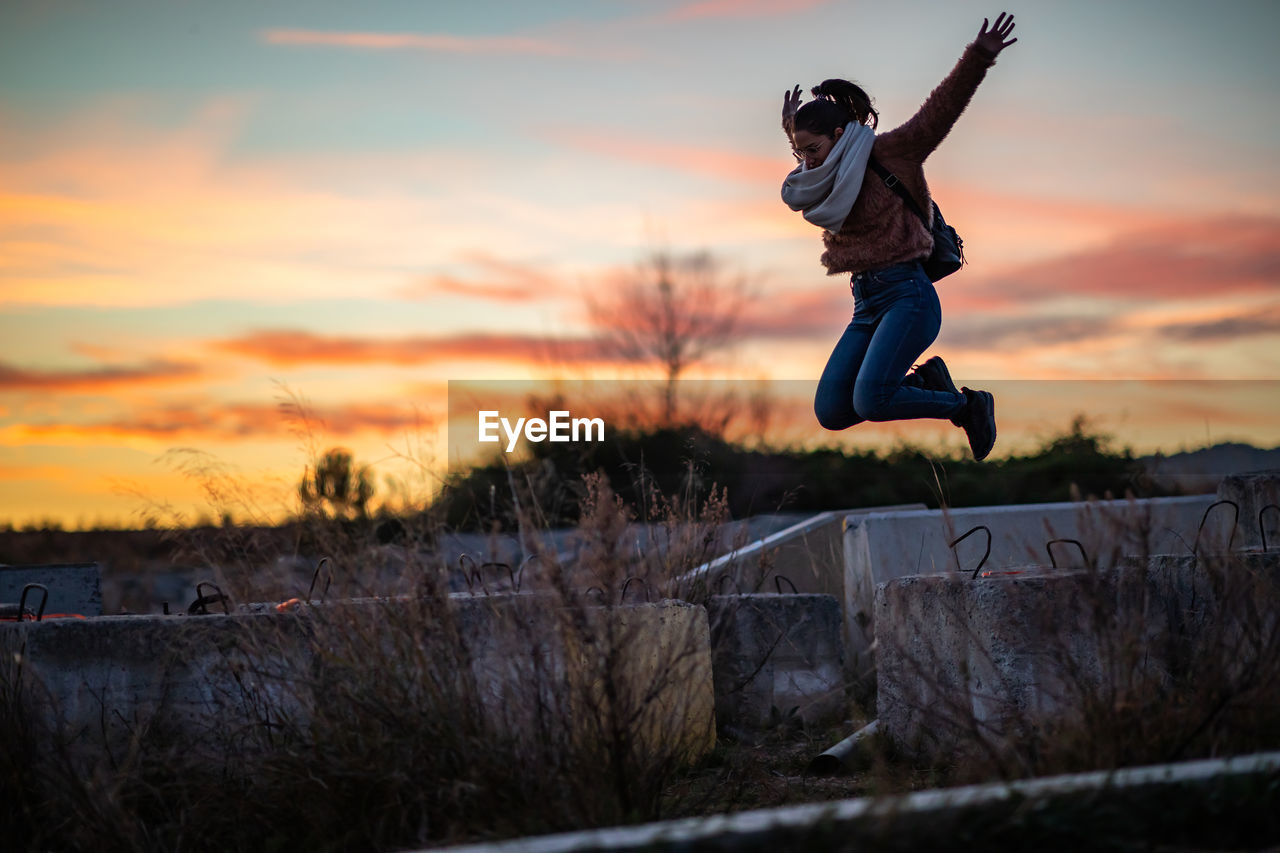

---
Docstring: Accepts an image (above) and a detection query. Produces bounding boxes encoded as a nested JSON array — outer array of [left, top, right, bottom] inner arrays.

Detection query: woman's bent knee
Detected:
[[851, 385, 892, 422], [814, 403, 860, 431]]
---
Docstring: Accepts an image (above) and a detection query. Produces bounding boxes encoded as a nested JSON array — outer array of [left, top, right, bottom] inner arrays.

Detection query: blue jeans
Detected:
[[814, 261, 966, 429]]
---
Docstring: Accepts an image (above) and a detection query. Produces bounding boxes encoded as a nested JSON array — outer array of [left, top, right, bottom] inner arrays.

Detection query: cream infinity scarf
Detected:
[[780, 121, 876, 233]]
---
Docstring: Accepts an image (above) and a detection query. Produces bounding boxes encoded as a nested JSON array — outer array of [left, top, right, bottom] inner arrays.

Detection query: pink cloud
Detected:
[[948, 215, 1280, 311], [735, 285, 851, 338], [401, 252, 570, 303], [664, 0, 831, 22], [541, 128, 783, 185], [260, 29, 569, 56]]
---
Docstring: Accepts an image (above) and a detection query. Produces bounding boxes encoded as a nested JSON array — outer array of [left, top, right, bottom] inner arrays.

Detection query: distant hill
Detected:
[[1140, 443, 1280, 492]]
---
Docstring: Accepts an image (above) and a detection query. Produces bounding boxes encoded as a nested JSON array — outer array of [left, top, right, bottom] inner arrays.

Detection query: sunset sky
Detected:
[[2, 0, 1278, 528]]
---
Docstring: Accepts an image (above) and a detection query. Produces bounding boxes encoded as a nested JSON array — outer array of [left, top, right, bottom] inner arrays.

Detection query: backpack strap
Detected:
[[867, 157, 930, 228]]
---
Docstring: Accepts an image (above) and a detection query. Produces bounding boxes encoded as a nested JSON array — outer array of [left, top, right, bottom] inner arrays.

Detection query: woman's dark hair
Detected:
[[793, 79, 879, 136]]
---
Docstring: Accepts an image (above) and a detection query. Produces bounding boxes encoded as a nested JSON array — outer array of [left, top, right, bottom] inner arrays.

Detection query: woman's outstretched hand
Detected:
[[782, 84, 802, 132], [976, 12, 1017, 55]]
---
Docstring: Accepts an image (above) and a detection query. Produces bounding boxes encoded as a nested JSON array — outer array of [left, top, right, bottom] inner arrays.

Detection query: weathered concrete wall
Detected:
[[679, 505, 923, 606], [1, 595, 715, 767], [706, 594, 844, 733], [843, 494, 1219, 676], [0, 562, 102, 617], [875, 550, 1280, 755], [695, 512, 847, 599]]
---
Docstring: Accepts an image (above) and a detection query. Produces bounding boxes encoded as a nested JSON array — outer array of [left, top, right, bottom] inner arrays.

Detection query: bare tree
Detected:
[[299, 447, 375, 519], [587, 249, 749, 424]]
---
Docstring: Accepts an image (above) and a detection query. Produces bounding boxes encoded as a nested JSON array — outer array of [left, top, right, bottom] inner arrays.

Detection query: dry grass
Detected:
[[0, 463, 745, 851], [7, 430, 1280, 850]]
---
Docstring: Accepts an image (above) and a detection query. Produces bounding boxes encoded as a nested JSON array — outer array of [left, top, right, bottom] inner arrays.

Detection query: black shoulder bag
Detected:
[[867, 157, 965, 282]]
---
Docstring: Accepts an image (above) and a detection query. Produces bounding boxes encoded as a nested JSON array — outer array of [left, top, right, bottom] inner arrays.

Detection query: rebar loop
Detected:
[[480, 561, 516, 591], [458, 554, 525, 595], [949, 525, 992, 580], [13, 583, 49, 622], [1260, 504, 1280, 553], [515, 553, 544, 592], [458, 554, 483, 595], [620, 576, 653, 604], [1046, 538, 1088, 569], [307, 556, 333, 604], [715, 574, 743, 595], [189, 581, 231, 615], [774, 575, 799, 595], [1193, 500, 1239, 555]]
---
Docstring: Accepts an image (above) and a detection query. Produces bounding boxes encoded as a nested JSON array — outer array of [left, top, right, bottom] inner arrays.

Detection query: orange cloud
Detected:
[[259, 29, 569, 56], [934, 182, 1182, 236], [4, 400, 437, 445], [0, 101, 524, 309], [401, 251, 571, 303], [211, 330, 613, 367], [0, 359, 203, 392]]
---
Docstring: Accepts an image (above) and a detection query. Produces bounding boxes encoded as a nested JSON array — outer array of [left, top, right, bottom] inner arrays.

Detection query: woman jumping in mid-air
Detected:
[[781, 12, 1018, 460]]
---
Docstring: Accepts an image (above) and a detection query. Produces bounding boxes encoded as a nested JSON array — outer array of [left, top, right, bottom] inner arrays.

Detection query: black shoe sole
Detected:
[[968, 390, 996, 461]]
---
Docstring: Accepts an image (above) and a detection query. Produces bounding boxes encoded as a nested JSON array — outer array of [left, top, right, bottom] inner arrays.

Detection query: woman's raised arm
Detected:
[[876, 11, 1018, 162]]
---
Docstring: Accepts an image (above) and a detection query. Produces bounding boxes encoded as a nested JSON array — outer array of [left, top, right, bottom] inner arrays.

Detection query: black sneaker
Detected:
[[912, 356, 959, 395], [958, 387, 996, 461]]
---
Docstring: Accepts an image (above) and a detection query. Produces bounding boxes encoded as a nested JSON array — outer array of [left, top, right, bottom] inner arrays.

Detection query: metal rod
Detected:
[[481, 561, 514, 592], [1046, 538, 1088, 569], [307, 556, 332, 604], [949, 525, 992, 580], [189, 581, 230, 615], [620, 576, 652, 603], [1193, 500, 1238, 555], [458, 554, 479, 594], [19, 583, 48, 622], [715, 574, 742, 595], [515, 554, 543, 593], [1260, 504, 1279, 553]]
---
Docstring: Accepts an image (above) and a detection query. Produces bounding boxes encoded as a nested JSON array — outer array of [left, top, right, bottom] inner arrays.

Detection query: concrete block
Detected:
[[1216, 470, 1280, 551], [843, 495, 1218, 676], [874, 550, 1280, 756], [0, 612, 312, 755], [1, 596, 716, 767], [706, 594, 844, 732], [0, 562, 102, 618], [609, 600, 717, 761]]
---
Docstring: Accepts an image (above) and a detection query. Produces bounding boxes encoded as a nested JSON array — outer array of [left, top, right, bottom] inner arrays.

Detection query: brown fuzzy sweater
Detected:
[[812, 43, 997, 276]]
